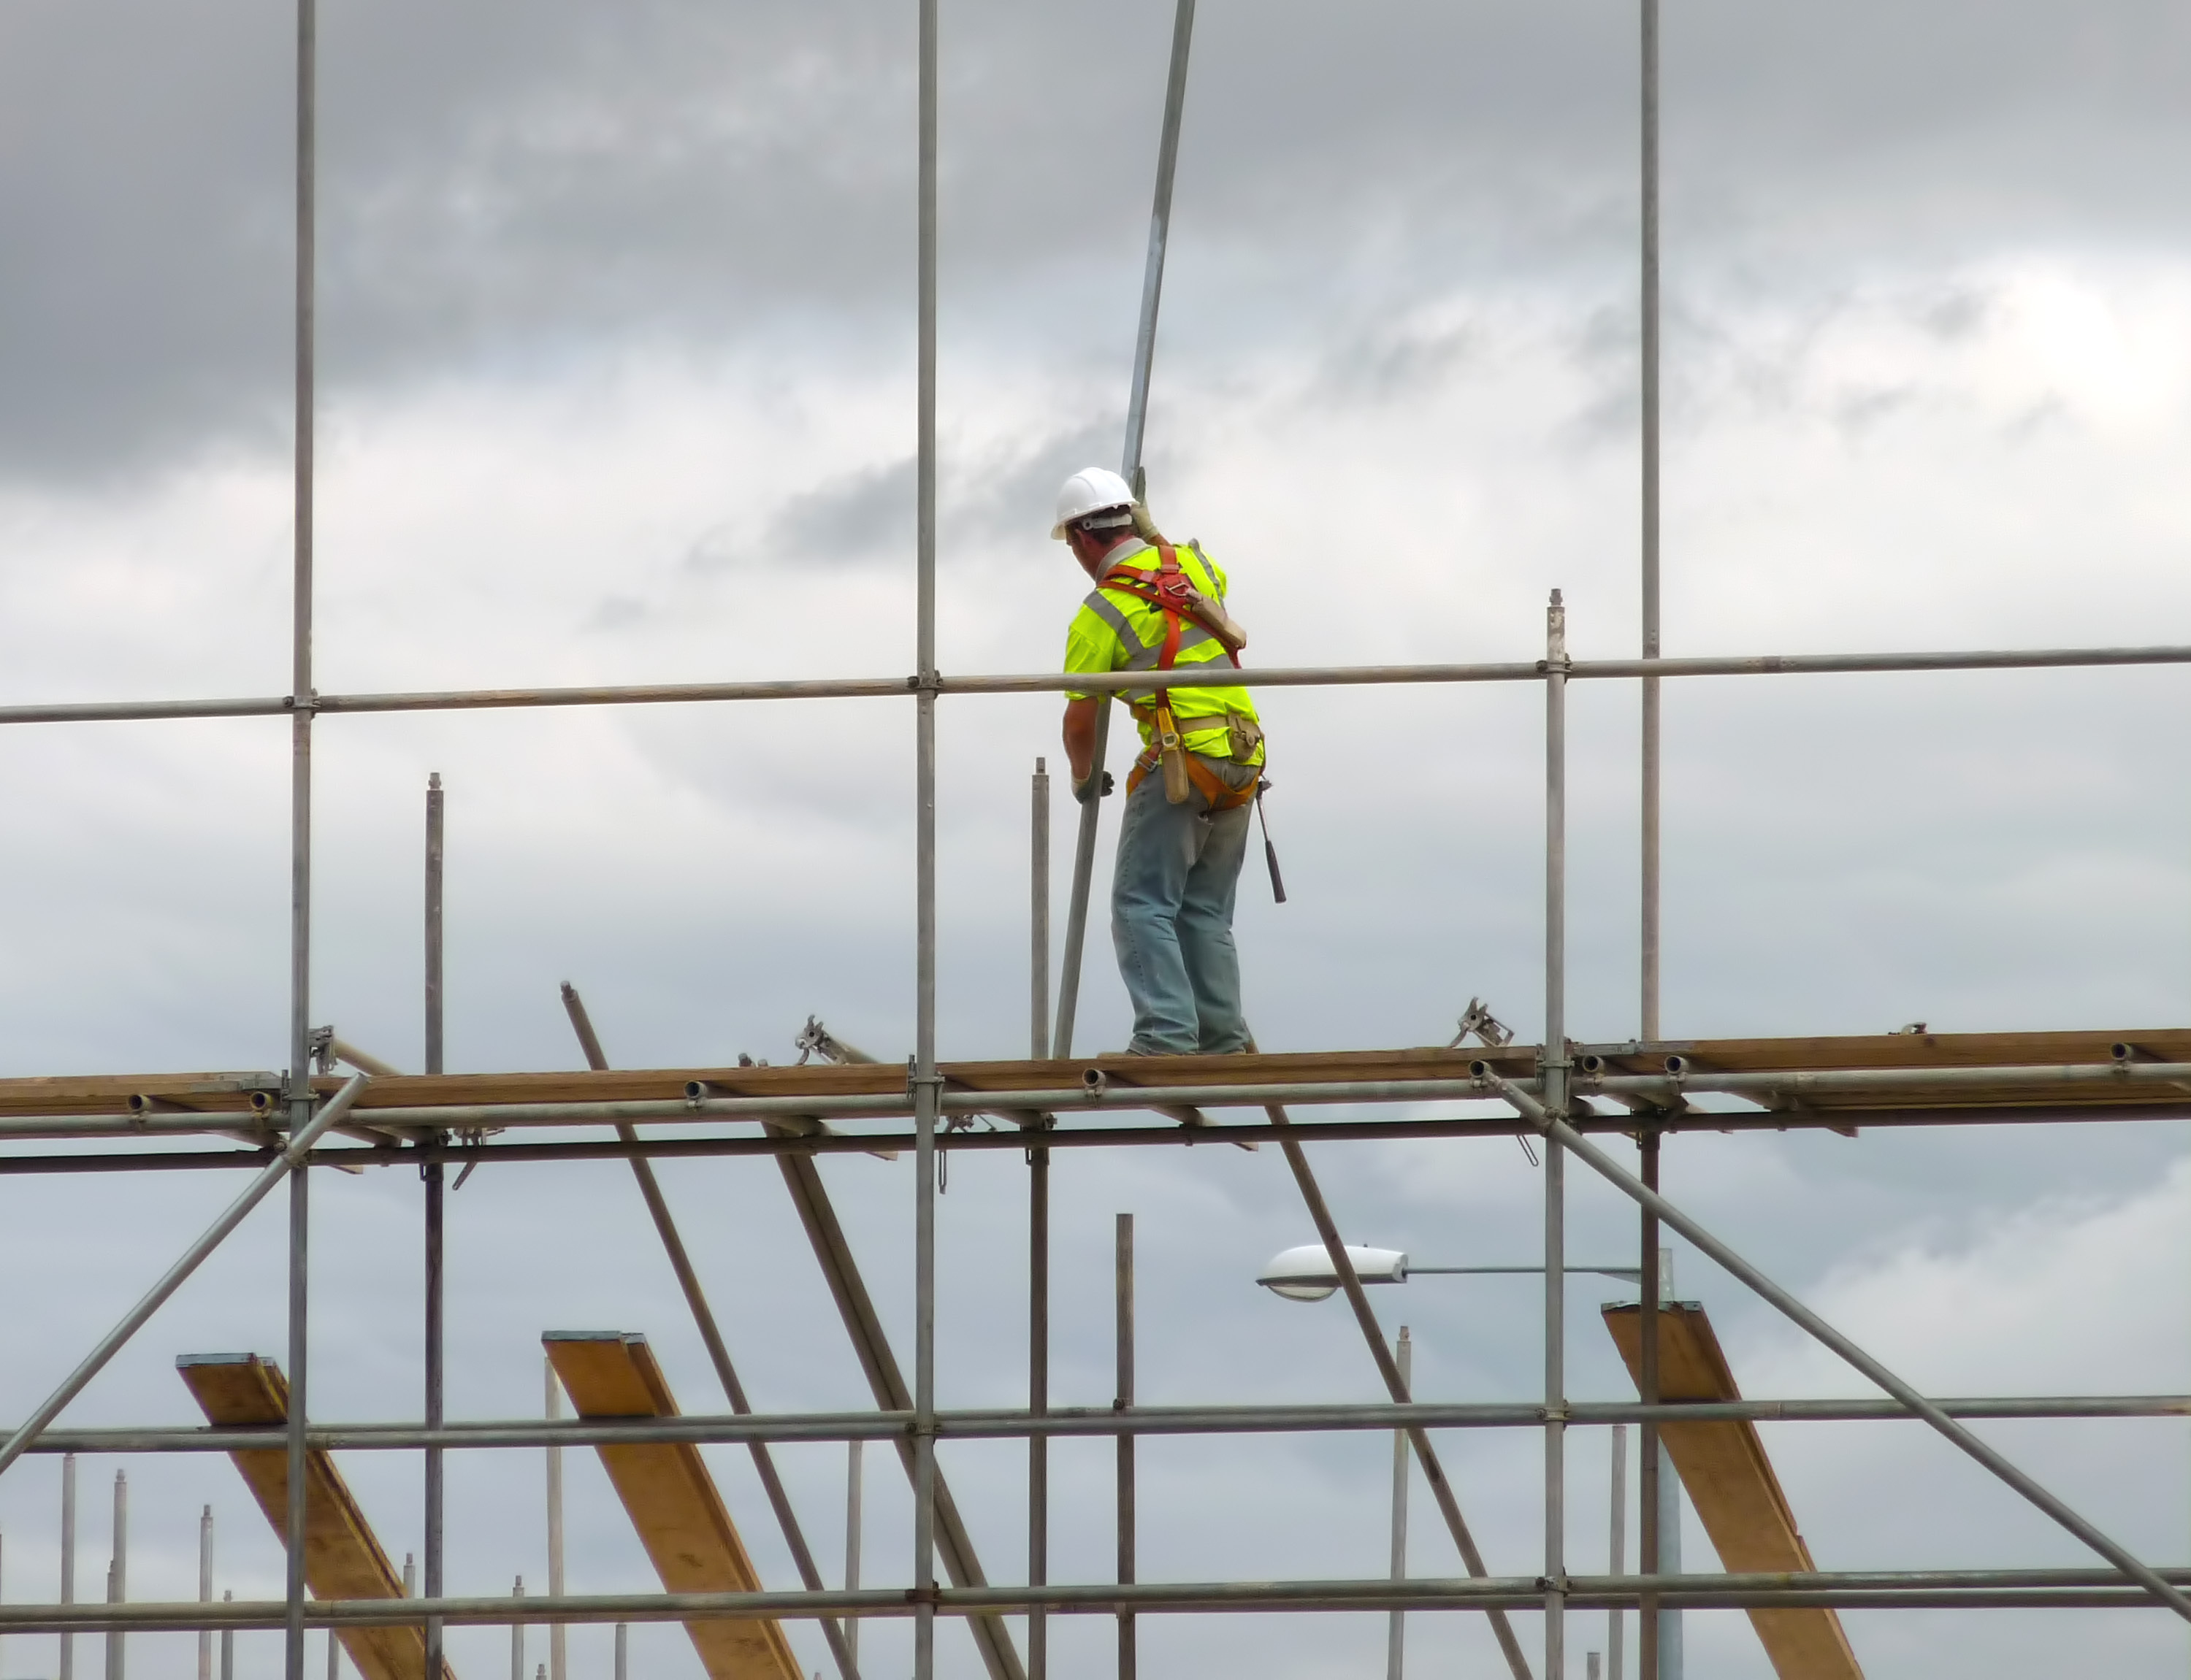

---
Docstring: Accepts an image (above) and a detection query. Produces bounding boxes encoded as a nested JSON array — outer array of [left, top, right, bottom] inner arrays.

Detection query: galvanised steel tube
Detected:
[[1483, 1071, 2191, 1626], [1637, 1129, 1662, 1680], [17, 1568, 2191, 1631], [1541, 590, 1570, 1679], [11, 640, 2191, 730], [306, 1078, 1503, 1124], [0, 1074, 371, 1481], [284, 1124, 310, 1680], [559, 987, 860, 1680], [1590, 1059, 2191, 1100], [11, 1056, 2191, 1141], [26, 1101, 2191, 1181], [1120, 0, 1196, 489], [423, 774, 446, 1680], [1050, 706, 1109, 1059], [1637, 0, 1662, 1048], [284, 5, 318, 1673], [25, 1391, 2191, 1454], [1028, 769, 1052, 1680], [912, 0, 941, 1671]]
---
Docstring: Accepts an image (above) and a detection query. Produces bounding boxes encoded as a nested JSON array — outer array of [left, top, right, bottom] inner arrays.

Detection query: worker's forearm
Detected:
[[1063, 698, 1101, 784]]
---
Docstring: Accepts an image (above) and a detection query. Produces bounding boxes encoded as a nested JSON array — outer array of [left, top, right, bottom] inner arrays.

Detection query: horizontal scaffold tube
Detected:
[[1588, 1059, 2191, 1100], [8, 1568, 2191, 1631], [3, 640, 2191, 727], [18, 1392, 2190, 1454], [10, 1099, 2191, 1178], [12, 1055, 2191, 1144]]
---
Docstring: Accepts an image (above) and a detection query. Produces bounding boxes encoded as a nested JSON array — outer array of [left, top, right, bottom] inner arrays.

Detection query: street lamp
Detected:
[[1255, 1244, 1642, 1303], [1255, 1245, 1671, 1680]]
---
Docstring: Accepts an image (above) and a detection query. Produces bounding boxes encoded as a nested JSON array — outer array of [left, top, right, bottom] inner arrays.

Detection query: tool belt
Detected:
[[1126, 711, 1263, 810]]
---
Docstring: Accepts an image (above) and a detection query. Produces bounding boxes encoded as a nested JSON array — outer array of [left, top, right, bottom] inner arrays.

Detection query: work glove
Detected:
[[1131, 502, 1164, 544], [1073, 770, 1114, 805]]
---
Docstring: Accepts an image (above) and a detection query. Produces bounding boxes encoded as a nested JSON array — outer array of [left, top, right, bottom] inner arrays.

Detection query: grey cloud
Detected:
[[767, 457, 916, 563], [947, 415, 1121, 547], [8, 0, 2191, 485]]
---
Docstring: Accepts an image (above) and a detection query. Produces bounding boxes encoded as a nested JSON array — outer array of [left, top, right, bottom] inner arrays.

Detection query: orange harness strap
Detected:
[[1102, 542, 1259, 813]]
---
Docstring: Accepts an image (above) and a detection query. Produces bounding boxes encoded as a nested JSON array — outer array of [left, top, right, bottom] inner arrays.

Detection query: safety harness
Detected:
[[1098, 541, 1261, 812]]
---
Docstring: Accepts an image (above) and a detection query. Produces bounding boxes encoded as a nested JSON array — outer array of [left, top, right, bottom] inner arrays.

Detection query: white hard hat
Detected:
[[1050, 467, 1136, 540]]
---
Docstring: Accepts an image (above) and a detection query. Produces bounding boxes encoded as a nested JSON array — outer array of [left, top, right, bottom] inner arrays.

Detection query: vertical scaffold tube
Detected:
[[1639, 0, 1662, 1044], [423, 774, 445, 1680], [1543, 591, 1569, 1679], [1030, 758, 1052, 1680], [1637, 1134, 1662, 1680], [284, 1152, 309, 1680], [198, 1504, 213, 1680], [545, 1360, 565, 1680], [1386, 1327, 1411, 1680], [1115, 1214, 1136, 1680], [286, 1, 318, 1675], [911, 0, 941, 1668], [1031, 762, 1050, 1061], [1055, 0, 1198, 1056], [61, 1454, 76, 1680]]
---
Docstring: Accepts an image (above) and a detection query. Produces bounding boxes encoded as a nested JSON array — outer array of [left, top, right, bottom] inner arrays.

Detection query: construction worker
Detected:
[[1055, 467, 1266, 1055]]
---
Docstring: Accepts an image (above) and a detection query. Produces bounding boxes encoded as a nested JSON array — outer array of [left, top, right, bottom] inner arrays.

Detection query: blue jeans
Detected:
[[1111, 759, 1255, 1054]]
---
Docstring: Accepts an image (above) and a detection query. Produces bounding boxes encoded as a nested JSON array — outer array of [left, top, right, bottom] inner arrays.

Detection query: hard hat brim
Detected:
[[1051, 504, 1131, 542]]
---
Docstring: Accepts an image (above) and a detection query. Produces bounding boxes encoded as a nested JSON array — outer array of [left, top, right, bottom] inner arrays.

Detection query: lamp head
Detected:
[[1256, 1243, 1407, 1302]]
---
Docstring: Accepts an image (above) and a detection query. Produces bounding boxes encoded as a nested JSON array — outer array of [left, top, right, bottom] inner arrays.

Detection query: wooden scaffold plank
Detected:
[[1604, 1303, 1865, 1680], [177, 1353, 454, 1680], [544, 1332, 803, 1680]]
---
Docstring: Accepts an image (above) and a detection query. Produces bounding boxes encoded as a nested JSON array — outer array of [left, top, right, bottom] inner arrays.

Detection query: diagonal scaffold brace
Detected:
[[559, 984, 862, 1680], [1265, 1101, 1537, 1680], [0, 1072, 373, 1482], [1474, 1065, 2191, 1627]]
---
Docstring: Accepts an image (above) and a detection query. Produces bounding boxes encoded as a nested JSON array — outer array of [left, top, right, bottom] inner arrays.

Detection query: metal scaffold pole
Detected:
[[1386, 1327, 1411, 1680], [1478, 1071, 2191, 1627], [61, 1454, 75, 1680], [1054, 0, 1197, 1058], [1637, 1134, 1660, 1680], [1028, 759, 1052, 1680], [558, 985, 861, 1680], [912, 0, 941, 1669], [1543, 592, 1569, 1679], [424, 774, 446, 1680], [1115, 1214, 1136, 1680], [285, 0, 318, 1675], [198, 1505, 213, 1680], [1638, 0, 1662, 1045]]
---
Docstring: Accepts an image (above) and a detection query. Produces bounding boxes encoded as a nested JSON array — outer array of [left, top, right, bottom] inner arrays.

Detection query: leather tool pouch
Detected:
[[1226, 713, 1265, 764]]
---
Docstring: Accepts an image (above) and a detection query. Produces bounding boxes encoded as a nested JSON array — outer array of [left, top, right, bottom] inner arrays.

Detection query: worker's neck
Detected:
[[1080, 533, 1147, 580]]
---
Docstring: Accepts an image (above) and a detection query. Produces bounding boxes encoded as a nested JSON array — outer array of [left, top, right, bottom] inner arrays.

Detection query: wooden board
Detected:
[[543, 1333, 801, 1680], [1602, 1304, 1864, 1680], [15, 1027, 2191, 1119], [177, 1354, 452, 1680]]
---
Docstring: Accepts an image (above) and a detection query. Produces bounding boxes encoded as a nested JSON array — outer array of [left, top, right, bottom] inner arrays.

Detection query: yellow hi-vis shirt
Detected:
[[1062, 537, 1263, 765]]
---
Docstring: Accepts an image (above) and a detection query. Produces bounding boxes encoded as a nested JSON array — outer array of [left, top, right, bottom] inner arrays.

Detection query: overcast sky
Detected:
[[3, 1, 2191, 1677]]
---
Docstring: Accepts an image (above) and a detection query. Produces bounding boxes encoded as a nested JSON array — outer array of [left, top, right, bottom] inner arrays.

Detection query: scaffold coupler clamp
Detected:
[[1449, 997, 1513, 1050], [906, 1056, 949, 1103], [907, 1059, 949, 1186]]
